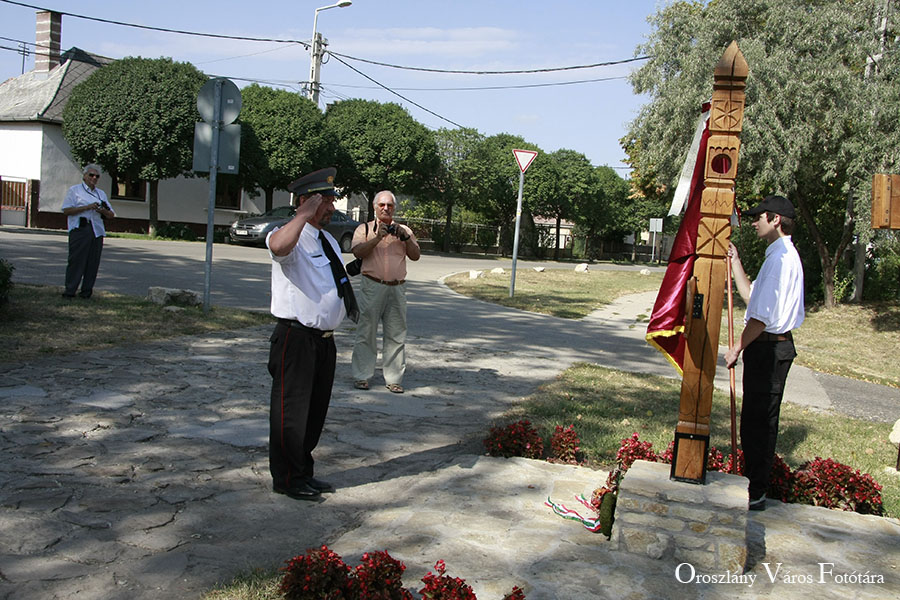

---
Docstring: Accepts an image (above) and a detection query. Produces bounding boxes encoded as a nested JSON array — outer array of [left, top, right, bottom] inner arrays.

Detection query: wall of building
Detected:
[[0, 123, 43, 180], [39, 123, 83, 212]]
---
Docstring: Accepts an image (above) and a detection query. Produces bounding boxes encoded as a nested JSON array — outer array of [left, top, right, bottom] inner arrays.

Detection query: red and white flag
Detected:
[[645, 103, 710, 375]]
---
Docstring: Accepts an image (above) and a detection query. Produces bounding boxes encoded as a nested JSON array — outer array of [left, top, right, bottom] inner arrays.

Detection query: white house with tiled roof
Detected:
[[0, 10, 297, 234]]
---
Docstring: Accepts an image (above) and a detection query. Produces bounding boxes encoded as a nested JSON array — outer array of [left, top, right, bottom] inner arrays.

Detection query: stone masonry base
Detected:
[[613, 460, 749, 572]]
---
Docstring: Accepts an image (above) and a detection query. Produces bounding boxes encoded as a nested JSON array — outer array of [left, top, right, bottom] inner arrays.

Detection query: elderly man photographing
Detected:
[[350, 190, 420, 393], [266, 167, 357, 502]]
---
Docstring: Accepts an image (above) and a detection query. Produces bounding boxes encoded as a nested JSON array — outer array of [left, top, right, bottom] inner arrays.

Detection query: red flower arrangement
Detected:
[[280, 548, 528, 599], [791, 456, 884, 515], [483, 420, 544, 459], [599, 434, 884, 516], [548, 424, 581, 464], [280, 545, 351, 600]]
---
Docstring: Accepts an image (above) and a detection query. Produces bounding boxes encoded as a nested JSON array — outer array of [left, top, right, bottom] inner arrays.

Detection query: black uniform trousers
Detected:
[[267, 320, 336, 490], [740, 338, 796, 500], [64, 221, 104, 298]]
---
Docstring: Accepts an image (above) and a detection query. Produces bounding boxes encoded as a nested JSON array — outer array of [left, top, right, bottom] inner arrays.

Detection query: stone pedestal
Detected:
[[613, 460, 748, 571]]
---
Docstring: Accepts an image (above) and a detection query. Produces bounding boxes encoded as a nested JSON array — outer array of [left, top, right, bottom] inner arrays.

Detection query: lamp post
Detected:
[[308, 1, 352, 106]]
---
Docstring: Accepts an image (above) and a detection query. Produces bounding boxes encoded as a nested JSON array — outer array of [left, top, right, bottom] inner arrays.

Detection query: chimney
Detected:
[[35, 10, 62, 74]]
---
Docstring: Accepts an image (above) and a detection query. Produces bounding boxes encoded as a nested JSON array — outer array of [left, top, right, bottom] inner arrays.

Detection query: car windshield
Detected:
[[264, 206, 295, 218]]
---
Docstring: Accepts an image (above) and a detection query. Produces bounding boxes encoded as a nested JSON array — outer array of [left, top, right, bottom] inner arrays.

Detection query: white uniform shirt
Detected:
[[62, 183, 113, 236], [267, 223, 346, 330], [745, 235, 805, 334]]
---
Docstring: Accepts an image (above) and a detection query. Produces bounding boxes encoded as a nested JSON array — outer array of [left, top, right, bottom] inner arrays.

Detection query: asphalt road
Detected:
[[0, 225, 656, 311]]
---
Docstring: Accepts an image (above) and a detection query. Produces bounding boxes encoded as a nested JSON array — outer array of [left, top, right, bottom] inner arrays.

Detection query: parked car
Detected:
[[229, 206, 360, 252]]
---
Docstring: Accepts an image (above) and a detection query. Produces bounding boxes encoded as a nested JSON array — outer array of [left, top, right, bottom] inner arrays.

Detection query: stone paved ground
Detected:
[[1, 287, 899, 599]]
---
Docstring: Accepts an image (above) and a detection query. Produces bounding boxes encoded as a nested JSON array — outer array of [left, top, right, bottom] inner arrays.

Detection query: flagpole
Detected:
[[727, 255, 738, 474]]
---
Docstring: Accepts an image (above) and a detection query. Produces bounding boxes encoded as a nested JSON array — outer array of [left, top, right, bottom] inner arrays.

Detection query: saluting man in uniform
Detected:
[[266, 167, 358, 501]]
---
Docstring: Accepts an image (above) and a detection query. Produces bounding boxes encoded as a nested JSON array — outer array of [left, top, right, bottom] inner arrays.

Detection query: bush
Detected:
[[548, 424, 581, 464], [280, 545, 350, 600], [483, 420, 544, 459], [349, 550, 413, 600], [791, 457, 884, 515], [419, 560, 477, 600], [155, 221, 197, 241], [0, 258, 13, 304], [601, 434, 884, 516], [280, 548, 526, 599]]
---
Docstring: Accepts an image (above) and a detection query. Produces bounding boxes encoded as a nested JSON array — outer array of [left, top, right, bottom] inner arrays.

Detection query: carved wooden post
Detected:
[[671, 41, 749, 483]]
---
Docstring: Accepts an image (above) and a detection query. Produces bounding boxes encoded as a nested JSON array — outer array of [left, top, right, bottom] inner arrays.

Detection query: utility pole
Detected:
[[308, 2, 352, 107], [308, 32, 325, 105], [19, 42, 28, 74]]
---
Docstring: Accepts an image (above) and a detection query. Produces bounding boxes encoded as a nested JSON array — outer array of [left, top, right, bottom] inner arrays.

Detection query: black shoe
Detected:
[[273, 481, 321, 501], [304, 477, 336, 493], [749, 494, 767, 511], [62, 293, 75, 299]]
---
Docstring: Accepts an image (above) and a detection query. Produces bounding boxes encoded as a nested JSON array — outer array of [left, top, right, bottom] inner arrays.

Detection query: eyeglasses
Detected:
[[86, 173, 100, 178]]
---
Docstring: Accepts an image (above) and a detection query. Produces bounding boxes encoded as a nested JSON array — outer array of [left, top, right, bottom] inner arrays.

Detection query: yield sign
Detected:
[[513, 149, 538, 173]]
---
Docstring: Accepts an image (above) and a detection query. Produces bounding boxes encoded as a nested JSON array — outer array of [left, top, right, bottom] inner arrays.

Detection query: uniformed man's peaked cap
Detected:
[[287, 167, 337, 196]]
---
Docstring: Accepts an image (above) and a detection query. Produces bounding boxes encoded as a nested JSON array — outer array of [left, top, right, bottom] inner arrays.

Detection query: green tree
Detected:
[[532, 149, 594, 259], [239, 84, 337, 212], [469, 133, 539, 256], [63, 57, 207, 236], [433, 127, 484, 252], [572, 166, 632, 259], [625, 0, 900, 306], [325, 99, 440, 219]]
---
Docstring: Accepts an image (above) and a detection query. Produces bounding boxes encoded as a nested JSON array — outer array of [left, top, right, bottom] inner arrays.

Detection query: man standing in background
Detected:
[[350, 190, 420, 394], [61, 164, 114, 299]]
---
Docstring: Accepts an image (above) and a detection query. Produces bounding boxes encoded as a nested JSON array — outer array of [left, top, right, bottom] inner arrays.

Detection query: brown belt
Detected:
[[757, 331, 792, 342], [363, 273, 405, 286]]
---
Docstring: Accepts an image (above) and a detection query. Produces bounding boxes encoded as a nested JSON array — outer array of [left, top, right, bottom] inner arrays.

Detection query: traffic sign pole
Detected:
[[509, 168, 525, 298], [509, 149, 537, 298], [203, 79, 222, 314]]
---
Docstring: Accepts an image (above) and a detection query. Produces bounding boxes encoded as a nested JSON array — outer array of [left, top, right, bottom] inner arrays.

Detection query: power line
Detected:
[[0, 0, 310, 47], [326, 53, 464, 128], [327, 50, 650, 75], [324, 74, 629, 92], [1, 0, 647, 76]]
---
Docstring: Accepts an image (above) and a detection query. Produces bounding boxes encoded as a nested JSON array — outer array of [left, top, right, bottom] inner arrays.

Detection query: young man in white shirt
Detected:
[[725, 195, 805, 511]]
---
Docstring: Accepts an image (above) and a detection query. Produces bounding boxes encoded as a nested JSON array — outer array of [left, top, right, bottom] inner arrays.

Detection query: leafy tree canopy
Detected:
[[325, 99, 441, 211], [239, 84, 337, 209], [63, 57, 207, 182], [626, 0, 900, 305]]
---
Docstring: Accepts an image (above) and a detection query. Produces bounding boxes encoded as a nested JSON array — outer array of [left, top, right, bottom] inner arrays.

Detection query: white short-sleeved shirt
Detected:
[[267, 223, 346, 330], [745, 235, 805, 334], [62, 183, 113, 236]]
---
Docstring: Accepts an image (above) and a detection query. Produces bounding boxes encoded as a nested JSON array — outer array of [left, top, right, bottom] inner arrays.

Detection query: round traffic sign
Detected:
[[197, 78, 242, 125]]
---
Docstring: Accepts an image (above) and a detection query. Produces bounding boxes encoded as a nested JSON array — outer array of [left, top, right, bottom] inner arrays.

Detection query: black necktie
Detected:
[[319, 231, 359, 323]]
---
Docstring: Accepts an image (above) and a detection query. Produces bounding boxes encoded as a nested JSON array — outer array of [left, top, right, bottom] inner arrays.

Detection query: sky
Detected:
[[0, 0, 667, 174]]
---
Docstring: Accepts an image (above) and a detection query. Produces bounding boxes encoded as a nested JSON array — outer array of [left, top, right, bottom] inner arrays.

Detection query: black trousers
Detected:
[[267, 320, 336, 489], [64, 223, 104, 298], [740, 338, 796, 499]]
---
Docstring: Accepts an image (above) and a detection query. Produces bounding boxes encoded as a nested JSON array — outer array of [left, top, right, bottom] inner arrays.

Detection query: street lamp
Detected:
[[308, 1, 352, 106]]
